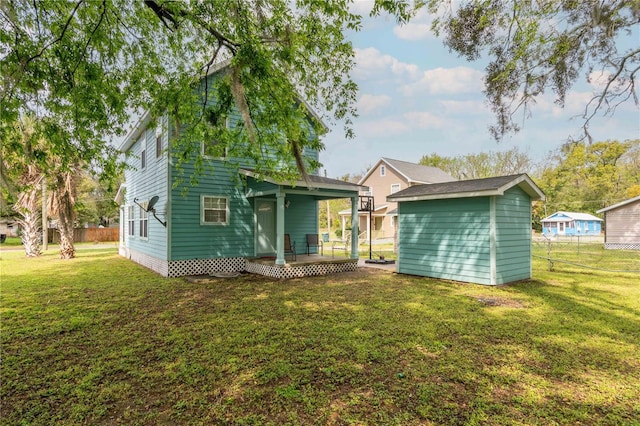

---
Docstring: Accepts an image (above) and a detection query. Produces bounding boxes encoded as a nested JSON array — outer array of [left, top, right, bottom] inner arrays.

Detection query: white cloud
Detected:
[[355, 118, 410, 138], [357, 94, 392, 115], [400, 66, 484, 95], [439, 100, 490, 115], [353, 47, 420, 80], [393, 9, 434, 41], [403, 111, 445, 128]]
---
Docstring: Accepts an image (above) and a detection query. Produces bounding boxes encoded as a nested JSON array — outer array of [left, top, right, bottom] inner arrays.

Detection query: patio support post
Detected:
[[275, 192, 286, 265], [350, 195, 359, 259]]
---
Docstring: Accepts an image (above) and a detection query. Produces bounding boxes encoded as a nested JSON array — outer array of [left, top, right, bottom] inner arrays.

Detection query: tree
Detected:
[[537, 139, 640, 213], [0, 0, 371, 185], [419, 146, 534, 180], [0, 115, 45, 257], [429, 0, 640, 141]]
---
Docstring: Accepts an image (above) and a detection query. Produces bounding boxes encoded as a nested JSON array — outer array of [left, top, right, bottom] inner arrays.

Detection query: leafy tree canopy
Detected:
[[419, 146, 534, 180], [1, 0, 637, 186]]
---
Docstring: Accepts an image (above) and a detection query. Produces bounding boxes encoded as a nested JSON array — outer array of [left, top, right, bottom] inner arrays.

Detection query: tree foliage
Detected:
[[429, 0, 640, 141], [537, 139, 640, 213], [419, 146, 534, 179]]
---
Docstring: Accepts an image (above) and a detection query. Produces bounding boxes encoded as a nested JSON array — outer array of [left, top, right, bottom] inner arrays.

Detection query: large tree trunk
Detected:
[[53, 172, 76, 259], [12, 167, 42, 257]]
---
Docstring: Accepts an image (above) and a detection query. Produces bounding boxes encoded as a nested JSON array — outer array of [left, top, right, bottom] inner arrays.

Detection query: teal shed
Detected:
[[387, 174, 545, 285]]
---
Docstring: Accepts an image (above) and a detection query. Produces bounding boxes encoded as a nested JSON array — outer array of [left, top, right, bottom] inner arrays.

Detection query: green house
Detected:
[[387, 174, 545, 285], [115, 63, 363, 278]]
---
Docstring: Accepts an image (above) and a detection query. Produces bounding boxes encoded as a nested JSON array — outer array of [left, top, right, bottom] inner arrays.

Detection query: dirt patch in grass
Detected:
[[474, 296, 528, 308]]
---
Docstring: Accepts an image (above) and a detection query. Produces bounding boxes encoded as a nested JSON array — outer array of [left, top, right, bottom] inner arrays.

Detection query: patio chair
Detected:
[[306, 234, 323, 255], [284, 234, 296, 261], [331, 233, 351, 258]]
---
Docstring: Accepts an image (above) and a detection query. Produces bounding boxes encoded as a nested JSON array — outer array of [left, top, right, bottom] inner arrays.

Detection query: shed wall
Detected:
[[604, 199, 640, 246], [495, 187, 532, 283], [397, 197, 492, 284]]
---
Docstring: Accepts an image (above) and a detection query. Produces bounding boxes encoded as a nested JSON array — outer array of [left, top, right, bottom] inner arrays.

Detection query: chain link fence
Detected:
[[532, 234, 640, 273]]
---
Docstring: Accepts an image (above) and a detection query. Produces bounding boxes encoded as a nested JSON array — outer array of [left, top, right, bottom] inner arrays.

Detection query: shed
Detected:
[[596, 195, 640, 250], [387, 174, 545, 285]]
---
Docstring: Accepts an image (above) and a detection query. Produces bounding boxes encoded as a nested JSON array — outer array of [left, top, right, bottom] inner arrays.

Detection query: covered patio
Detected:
[[240, 169, 366, 277]]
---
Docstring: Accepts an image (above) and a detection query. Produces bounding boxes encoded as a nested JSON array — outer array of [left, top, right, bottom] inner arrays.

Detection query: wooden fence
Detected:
[[48, 227, 119, 243]]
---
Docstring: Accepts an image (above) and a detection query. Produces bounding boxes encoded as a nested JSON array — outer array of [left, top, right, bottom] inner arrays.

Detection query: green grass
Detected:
[[1, 248, 639, 425]]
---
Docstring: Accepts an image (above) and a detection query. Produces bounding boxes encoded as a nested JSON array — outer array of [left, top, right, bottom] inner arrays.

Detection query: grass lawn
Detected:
[[1, 248, 639, 425]]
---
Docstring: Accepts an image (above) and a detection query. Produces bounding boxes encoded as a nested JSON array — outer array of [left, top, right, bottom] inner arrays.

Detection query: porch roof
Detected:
[[240, 168, 367, 199]]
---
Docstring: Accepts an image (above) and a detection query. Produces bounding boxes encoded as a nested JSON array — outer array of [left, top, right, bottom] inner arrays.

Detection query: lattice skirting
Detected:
[[245, 259, 358, 279], [167, 257, 246, 277], [120, 248, 357, 278], [604, 242, 640, 250]]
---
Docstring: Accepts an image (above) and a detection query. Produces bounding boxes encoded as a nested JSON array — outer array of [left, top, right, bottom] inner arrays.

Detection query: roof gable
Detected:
[[541, 211, 603, 222], [597, 195, 640, 213], [358, 158, 456, 185], [387, 174, 544, 202]]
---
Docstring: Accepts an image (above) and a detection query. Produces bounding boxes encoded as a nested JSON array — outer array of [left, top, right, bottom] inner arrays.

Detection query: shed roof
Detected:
[[387, 174, 544, 202], [596, 195, 640, 213], [358, 158, 456, 185], [541, 211, 603, 222]]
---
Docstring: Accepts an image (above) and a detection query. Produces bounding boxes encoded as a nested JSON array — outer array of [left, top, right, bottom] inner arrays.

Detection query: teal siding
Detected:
[[398, 198, 492, 284], [123, 116, 169, 260], [495, 187, 532, 283], [284, 195, 319, 254], [169, 160, 254, 260]]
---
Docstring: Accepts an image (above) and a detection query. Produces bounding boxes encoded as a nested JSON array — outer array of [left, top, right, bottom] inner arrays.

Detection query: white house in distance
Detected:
[[541, 211, 603, 236], [338, 158, 456, 241], [597, 195, 640, 250]]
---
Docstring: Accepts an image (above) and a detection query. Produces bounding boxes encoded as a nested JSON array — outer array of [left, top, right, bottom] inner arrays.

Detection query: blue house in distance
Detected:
[[115, 62, 364, 278], [541, 211, 603, 236]]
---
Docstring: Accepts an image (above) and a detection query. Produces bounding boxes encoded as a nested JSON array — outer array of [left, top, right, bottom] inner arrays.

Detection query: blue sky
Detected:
[[320, 2, 640, 178]]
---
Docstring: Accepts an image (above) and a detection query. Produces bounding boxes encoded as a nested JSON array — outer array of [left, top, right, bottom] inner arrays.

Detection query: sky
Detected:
[[319, 2, 640, 178]]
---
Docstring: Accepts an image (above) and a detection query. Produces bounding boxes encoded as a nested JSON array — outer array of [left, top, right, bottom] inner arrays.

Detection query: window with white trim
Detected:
[[128, 205, 135, 236], [139, 135, 146, 170], [202, 117, 229, 159], [139, 205, 148, 238], [201, 196, 228, 225], [380, 165, 386, 176], [390, 183, 401, 194], [156, 135, 163, 158]]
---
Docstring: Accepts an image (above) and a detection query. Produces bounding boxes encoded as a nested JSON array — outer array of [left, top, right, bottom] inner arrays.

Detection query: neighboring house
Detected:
[[387, 174, 545, 285], [338, 158, 456, 241], [541, 211, 603, 236], [597, 195, 640, 250], [116, 63, 365, 278]]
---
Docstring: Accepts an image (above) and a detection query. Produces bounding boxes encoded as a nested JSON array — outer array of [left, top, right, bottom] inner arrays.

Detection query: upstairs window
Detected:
[[201, 196, 228, 225], [390, 183, 401, 194], [202, 117, 229, 159], [380, 165, 386, 176], [128, 205, 135, 236], [156, 135, 163, 158], [139, 135, 146, 170]]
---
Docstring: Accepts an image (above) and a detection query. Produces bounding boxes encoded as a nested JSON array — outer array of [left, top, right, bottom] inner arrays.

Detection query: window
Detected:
[[156, 135, 163, 158], [139, 135, 146, 170], [380, 165, 386, 176], [390, 183, 401, 194], [202, 196, 228, 225], [128, 205, 135, 236], [202, 117, 229, 159], [139, 205, 148, 238]]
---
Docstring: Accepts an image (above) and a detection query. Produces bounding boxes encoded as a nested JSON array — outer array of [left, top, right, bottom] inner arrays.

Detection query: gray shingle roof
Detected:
[[382, 158, 456, 183], [387, 174, 545, 202]]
